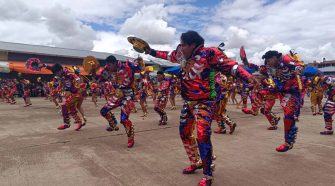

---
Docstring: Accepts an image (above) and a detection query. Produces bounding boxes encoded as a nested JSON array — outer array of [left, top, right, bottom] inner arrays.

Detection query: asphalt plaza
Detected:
[[0, 97, 334, 186]]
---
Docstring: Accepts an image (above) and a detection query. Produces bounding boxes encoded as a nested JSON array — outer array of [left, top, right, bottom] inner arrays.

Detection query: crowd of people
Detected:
[[1, 30, 334, 186]]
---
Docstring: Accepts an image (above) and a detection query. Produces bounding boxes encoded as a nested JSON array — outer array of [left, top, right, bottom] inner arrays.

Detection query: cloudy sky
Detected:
[[0, 0, 334, 64]]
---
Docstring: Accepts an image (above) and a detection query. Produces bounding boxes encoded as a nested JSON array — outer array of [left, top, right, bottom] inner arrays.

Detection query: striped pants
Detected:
[[179, 100, 214, 177], [323, 100, 335, 131]]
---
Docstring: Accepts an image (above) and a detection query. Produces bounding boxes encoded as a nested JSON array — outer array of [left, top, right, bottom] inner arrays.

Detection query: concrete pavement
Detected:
[[0, 97, 334, 186]]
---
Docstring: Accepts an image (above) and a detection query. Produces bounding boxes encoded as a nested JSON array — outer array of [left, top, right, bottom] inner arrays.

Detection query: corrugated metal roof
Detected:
[[0, 41, 177, 67]]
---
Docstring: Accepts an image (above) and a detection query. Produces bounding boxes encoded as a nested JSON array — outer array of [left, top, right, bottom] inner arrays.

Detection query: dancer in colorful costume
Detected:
[[8, 80, 17, 104], [141, 31, 254, 186], [229, 77, 238, 105], [169, 75, 177, 110], [262, 50, 302, 152], [20, 79, 32, 107], [242, 65, 281, 130], [239, 64, 259, 115], [258, 66, 281, 129], [73, 66, 87, 125], [213, 72, 237, 134], [310, 73, 324, 115], [294, 74, 309, 121], [48, 77, 61, 109], [239, 81, 252, 109], [2, 80, 10, 103], [45, 64, 85, 131], [103, 81, 113, 102], [320, 76, 335, 135], [0, 79, 4, 101], [138, 71, 150, 117], [90, 79, 99, 107], [154, 71, 170, 125], [99, 55, 144, 148]]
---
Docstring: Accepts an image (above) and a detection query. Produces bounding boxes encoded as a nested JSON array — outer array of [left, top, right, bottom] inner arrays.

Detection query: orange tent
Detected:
[[9, 61, 52, 75], [8, 61, 92, 75]]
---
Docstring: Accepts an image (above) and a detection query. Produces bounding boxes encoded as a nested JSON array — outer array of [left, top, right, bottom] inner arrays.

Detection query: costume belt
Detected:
[[114, 88, 133, 98], [263, 95, 277, 100], [185, 100, 215, 107]]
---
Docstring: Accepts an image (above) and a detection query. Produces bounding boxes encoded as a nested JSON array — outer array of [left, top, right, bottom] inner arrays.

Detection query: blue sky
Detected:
[[0, 0, 334, 63], [86, 0, 224, 33], [191, 0, 222, 7]]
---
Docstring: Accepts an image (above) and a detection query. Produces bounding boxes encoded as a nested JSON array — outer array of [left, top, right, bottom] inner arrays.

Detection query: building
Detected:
[[307, 59, 335, 75], [0, 41, 177, 79]]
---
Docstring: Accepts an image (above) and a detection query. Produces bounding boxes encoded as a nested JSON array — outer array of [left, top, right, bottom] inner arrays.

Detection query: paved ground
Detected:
[[0, 96, 335, 186]]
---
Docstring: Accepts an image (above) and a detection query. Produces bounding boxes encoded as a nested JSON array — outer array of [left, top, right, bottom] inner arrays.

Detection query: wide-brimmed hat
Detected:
[[262, 50, 282, 59], [127, 36, 150, 53]]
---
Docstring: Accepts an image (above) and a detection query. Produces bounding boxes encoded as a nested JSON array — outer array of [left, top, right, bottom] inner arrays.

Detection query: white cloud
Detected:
[[249, 42, 335, 65], [0, 0, 41, 22], [0, 0, 334, 64], [318, 42, 334, 59], [93, 31, 175, 61], [206, 25, 226, 39], [43, 4, 96, 50], [92, 3, 182, 58], [93, 32, 130, 53], [13, 0, 158, 25], [225, 26, 249, 48], [297, 42, 335, 63], [0, 20, 53, 45], [206, 0, 335, 63], [214, 0, 264, 20], [0, 0, 97, 50], [250, 43, 292, 65], [166, 3, 199, 15], [119, 4, 176, 44]]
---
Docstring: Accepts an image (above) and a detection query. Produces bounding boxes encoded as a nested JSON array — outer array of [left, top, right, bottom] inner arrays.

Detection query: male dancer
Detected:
[[321, 76, 335, 135], [90, 78, 99, 107], [21, 79, 32, 107], [242, 65, 281, 130], [154, 71, 170, 125], [310, 73, 324, 115], [45, 64, 85, 131], [143, 31, 254, 186], [99, 55, 144, 148], [213, 73, 237, 134], [139, 71, 150, 117], [169, 75, 177, 110], [262, 51, 302, 152]]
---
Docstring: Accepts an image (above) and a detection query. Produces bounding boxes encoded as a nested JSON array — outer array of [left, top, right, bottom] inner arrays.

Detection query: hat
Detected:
[[105, 55, 117, 64], [262, 50, 282, 59], [50, 63, 63, 74], [127, 36, 150, 53], [157, 70, 164, 75]]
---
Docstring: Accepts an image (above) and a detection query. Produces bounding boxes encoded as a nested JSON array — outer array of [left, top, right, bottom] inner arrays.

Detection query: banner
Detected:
[[0, 61, 10, 73]]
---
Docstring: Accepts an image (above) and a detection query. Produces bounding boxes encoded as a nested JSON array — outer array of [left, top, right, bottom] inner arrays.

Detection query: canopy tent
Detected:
[[0, 61, 91, 75], [244, 67, 256, 74], [301, 66, 322, 77], [1, 61, 172, 78], [164, 65, 180, 75], [9, 61, 52, 75]]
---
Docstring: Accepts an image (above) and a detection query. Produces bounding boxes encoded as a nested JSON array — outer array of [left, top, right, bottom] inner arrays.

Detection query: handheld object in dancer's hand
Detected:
[[83, 56, 100, 75], [240, 46, 249, 67], [127, 36, 150, 53]]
